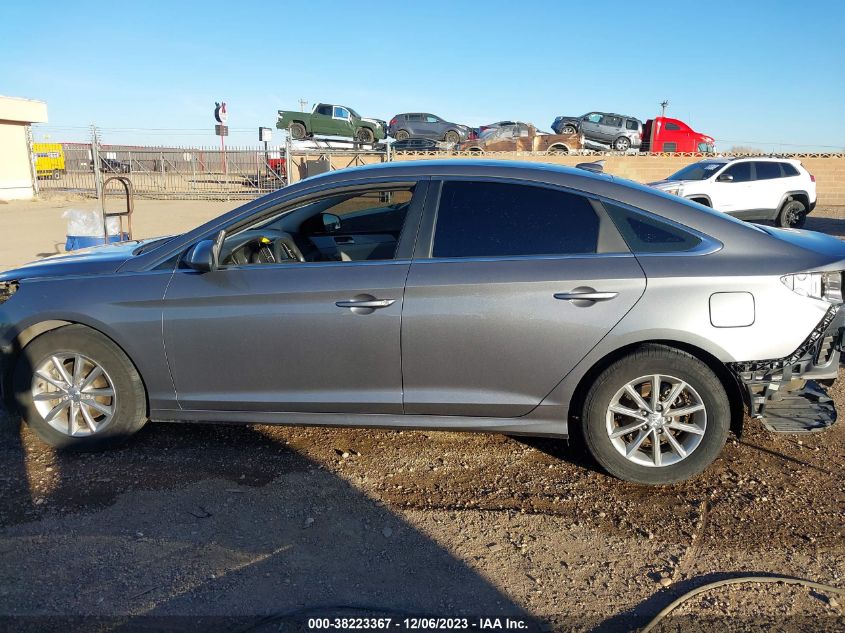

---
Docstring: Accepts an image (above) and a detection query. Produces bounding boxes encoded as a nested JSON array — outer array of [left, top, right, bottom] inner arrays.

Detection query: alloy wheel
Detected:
[[605, 374, 706, 467], [31, 354, 117, 437]]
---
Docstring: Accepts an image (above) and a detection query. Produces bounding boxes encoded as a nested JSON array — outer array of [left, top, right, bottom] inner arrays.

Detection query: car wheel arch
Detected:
[[779, 190, 810, 210], [685, 195, 713, 207], [5, 320, 150, 414], [567, 340, 745, 439]]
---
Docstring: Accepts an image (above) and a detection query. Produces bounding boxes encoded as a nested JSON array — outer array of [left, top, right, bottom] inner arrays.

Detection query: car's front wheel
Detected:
[[581, 345, 729, 484], [12, 325, 148, 450], [777, 199, 807, 228], [356, 127, 375, 144], [560, 124, 577, 135]]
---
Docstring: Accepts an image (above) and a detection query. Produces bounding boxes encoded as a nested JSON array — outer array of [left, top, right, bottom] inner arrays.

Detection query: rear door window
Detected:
[[753, 161, 781, 180], [781, 163, 800, 177], [433, 181, 599, 258], [625, 119, 639, 130]]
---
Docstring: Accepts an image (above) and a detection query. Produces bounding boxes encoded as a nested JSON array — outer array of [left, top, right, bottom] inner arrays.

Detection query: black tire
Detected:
[[777, 198, 807, 228], [560, 124, 577, 135], [394, 129, 410, 141], [614, 136, 631, 151], [288, 122, 307, 140], [444, 130, 460, 144], [356, 127, 375, 144], [12, 325, 148, 450], [581, 345, 729, 485]]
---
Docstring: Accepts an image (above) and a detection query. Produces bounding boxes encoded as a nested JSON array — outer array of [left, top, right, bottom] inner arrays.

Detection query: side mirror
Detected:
[[185, 230, 224, 272], [717, 173, 734, 182], [322, 213, 341, 232]]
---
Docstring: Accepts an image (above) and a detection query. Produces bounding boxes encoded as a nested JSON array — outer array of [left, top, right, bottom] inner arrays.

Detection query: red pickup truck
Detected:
[[641, 116, 714, 153]]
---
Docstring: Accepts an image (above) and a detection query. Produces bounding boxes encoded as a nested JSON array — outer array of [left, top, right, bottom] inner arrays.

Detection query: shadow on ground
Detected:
[[0, 407, 543, 632]]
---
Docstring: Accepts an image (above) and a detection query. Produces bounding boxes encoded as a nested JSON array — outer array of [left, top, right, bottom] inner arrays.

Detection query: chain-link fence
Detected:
[[30, 132, 845, 202], [35, 142, 289, 200]]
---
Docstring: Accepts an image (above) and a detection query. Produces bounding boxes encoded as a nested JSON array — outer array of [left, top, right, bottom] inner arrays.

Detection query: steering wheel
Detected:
[[275, 232, 306, 263]]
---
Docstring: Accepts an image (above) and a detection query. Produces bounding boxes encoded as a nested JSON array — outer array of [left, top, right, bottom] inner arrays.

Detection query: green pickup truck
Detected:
[[277, 103, 386, 144]]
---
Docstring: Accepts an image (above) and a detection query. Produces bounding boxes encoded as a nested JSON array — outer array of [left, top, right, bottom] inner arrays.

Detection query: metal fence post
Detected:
[[26, 125, 39, 196], [91, 125, 103, 202], [284, 137, 291, 187]]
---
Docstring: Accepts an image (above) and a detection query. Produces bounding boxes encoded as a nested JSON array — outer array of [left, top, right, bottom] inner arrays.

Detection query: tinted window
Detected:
[[723, 162, 752, 182], [315, 105, 332, 115], [754, 161, 781, 180], [406, 114, 422, 121], [604, 203, 702, 253], [781, 162, 800, 177], [625, 119, 639, 130], [663, 142, 677, 153], [433, 181, 599, 258], [665, 122, 681, 131], [602, 115, 623, 127]]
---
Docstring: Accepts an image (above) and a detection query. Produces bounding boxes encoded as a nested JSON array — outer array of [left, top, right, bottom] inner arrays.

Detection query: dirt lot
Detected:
[[0, 201, 844, 632]]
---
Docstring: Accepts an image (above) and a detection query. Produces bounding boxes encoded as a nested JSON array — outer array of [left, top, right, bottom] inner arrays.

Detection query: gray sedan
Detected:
[[2, 161, 843, 484]]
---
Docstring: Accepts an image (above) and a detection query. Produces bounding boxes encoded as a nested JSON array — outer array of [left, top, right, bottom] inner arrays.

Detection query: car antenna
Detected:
[[575, 160, 605, 174]]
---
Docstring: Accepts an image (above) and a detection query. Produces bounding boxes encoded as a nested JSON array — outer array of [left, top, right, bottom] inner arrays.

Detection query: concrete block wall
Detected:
[[288, 152, 845, 207]]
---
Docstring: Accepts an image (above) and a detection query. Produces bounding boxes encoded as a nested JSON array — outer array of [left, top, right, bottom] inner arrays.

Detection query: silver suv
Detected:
[[552, 112, 643, 151]]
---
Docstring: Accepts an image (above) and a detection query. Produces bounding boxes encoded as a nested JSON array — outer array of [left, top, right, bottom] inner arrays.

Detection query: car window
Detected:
[[625, 119, 639, 130], [781, 162, 800, 177], [315, 105, 332, 116], [584, 113, 603, 123], [333, 106, 350, 119], [603, 203, 702, 253], [406, 114, 422, 122], [668, 161, 727, 180], [665, 122, 681, 131], [663, 142, 677, 153], [723, 162, 752, 182], [601, 115, 622, 127], [219, 187, 415, 266], [753, 161, 781, 180], [432, 181, 599, 258], [425, 115, 440, 123]]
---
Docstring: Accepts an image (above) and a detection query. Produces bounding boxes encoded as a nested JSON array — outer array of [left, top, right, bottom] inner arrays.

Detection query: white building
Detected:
[[0, 95, 48, 200]]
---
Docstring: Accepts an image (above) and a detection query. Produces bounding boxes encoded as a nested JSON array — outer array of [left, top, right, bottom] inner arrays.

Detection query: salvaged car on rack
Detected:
[[458, 123, 582, 154], [552, 111, 643, 151], [277, 103, 386, 144], [3, 160, 843, 485]]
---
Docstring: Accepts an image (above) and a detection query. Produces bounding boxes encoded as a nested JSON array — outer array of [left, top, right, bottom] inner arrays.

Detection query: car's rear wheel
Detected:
[[581, 345, 729, 484], [777, 199, 807, 228], [12, 325, 148, 450], [444, 130, 460, 144], [614, 136, 631, 151], [394, 130, 410, 141], [560, 124, 577, 135], [288, 122, 307, 140]]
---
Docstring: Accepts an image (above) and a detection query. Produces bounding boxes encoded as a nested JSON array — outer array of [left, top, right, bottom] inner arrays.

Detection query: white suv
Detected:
[[648, 157, 817, 228]]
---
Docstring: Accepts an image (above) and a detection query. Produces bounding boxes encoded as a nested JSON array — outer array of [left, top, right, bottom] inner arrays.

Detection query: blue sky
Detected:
[[2, 0, 843, 151]]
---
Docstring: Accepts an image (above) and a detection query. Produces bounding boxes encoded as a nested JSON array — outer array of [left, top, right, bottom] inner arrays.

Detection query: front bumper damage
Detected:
[[729, 305, 844, 433]]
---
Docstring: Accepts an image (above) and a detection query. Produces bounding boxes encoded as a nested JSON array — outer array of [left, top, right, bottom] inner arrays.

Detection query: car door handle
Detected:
[[335, 299, 395, 309], [554, 290, 618, 302]]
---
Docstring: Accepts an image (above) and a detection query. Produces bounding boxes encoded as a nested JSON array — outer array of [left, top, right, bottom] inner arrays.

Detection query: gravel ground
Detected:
[[0, 206, 844, 632]]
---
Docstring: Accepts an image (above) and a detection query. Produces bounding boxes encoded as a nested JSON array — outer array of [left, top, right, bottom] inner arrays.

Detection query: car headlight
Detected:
[[0, 280, 18, 305], [663, 184, 683, 196], [781, 271, 843, 304]]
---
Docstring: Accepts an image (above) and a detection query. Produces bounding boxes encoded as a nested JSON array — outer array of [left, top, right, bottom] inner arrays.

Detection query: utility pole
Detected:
[[299, 98, 308, 112], [660, 100, 669, 117]]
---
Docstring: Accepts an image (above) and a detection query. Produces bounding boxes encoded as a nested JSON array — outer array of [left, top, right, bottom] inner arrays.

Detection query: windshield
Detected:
[[667, 161, 727, 181], [347, 107, 360, 118]]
